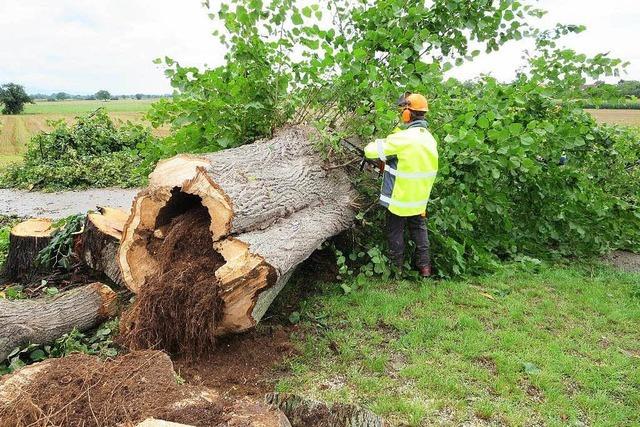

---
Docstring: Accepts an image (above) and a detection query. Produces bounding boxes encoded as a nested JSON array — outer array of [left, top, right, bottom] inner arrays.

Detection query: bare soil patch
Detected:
[[174, 325, 297, 399], [603, 250, 640, 274]]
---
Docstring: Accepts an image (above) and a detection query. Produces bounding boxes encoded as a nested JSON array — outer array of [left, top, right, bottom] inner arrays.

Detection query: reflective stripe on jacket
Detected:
[[364, 121, 439, 217]]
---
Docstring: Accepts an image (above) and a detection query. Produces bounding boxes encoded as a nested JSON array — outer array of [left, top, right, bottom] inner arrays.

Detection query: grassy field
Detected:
[[586, 109, 640, 126], [279, 264, 640, 426], [23, 99, 157, 114]]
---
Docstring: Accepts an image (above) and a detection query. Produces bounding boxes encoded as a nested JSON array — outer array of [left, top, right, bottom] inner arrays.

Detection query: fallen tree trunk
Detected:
[[79, 206, 128, 285], [3, 219, 57, 282], [119, 125, 355, 335], [0, 282, 117, 361]]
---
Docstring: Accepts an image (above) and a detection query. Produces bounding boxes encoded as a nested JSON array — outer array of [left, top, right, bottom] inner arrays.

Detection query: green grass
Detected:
[[23, 99, 158, 114], [0, 155, 22, 171], [279, 263, 640, 426]]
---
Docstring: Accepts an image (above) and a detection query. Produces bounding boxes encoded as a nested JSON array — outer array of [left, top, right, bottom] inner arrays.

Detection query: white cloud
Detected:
[[451, 0, 640, 82], [0, 0, 638, 94], [0, 0, 223, 94]]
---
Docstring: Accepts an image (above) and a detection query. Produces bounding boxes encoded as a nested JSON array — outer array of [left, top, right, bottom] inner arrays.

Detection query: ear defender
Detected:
[[402, 108, 411, 123]]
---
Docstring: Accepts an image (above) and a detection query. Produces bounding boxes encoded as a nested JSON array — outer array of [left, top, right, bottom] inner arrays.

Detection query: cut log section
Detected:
[[3, 218, 57, 282], [79, 206, 129, 285], [0, 282, 117, 361], [119, 125, 356, 335]]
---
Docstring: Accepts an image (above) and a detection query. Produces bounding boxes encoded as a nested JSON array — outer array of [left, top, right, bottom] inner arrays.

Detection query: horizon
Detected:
[[1, 0, 639, 94]]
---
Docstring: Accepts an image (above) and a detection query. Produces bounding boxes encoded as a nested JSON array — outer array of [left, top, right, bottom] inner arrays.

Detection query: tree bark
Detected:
[[79, 207, 128, 286], [119, 125, 355, 335], [0, 282, 117, 361], [265, 393, 387, 427], [3, 219, 57, 283]]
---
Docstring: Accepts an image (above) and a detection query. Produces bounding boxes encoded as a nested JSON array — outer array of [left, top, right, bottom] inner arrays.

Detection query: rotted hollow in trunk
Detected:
[[120, 200, 225, 356]]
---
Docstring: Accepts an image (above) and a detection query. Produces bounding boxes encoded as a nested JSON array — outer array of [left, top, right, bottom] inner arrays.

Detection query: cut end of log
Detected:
[[119, 184, 234, 293], [119, 190, 274, 336], [94, 282, 119, 318], [148, 154, 211, 188], [4, 218, 58, 282], [88, 207, 129, 240], [79, 207, 129, 285], [11, 218, 56, 238]]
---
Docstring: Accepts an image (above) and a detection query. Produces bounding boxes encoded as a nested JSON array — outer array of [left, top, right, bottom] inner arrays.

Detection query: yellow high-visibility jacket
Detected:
[[364, 121, 439, 217]]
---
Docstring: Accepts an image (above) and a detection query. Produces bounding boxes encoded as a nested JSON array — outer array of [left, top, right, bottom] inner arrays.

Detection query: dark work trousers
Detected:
[[386, 210, 431, 269]]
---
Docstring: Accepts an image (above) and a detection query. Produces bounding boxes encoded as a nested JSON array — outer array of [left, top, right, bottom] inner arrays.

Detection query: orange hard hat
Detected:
[[404, 93, 429, 112]]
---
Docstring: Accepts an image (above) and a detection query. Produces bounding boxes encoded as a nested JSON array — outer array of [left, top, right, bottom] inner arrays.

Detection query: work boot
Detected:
[[418, 265, 432, 278]]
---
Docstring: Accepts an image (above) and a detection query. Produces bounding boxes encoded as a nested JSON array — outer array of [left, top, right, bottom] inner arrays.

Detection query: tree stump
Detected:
[[79, 207, 128, 285], [119, 125, 356, 335], [3, 219, 57, 283], [0, 282, 117, 361]]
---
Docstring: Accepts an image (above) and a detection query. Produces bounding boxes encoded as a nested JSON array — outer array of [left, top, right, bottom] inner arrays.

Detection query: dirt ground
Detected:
[[0, 188, 138, 219], [174, 325, 297, 399], [603, 250, 640, 274]]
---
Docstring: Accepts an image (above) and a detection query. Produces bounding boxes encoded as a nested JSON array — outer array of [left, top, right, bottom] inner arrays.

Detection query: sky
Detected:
[[0, 0, 638, 95]]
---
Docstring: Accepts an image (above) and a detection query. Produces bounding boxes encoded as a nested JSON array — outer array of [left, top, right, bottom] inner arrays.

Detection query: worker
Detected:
[[364, 93, 439, 277]]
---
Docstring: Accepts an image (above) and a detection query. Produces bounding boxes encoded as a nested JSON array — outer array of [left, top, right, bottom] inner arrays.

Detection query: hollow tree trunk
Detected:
[[0, 282, 117, 361], [79, 207, 128, 286], [119, 125, 355, 335], [3, 219, 57, 282]]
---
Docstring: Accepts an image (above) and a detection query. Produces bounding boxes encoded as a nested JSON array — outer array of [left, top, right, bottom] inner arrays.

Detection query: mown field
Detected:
[[586, 108, 640, 126], [0, 100, 167, 169], [23, 99, 157, 114]]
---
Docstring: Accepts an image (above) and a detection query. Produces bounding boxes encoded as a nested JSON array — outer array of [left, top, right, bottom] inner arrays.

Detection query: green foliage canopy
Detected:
[[95, 90, 112, 101], [0, 83, 33, 115], [147, 0, 639, 276]]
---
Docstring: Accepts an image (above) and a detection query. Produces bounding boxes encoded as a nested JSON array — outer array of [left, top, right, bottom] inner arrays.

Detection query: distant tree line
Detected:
[[584, 80, 640, 100], [29, 91, 169, 102]]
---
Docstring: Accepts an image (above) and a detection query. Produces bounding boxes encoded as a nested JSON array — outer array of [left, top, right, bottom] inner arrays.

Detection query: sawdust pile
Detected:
[[120, 206, 225, 356], [0, 351, 226, 426]]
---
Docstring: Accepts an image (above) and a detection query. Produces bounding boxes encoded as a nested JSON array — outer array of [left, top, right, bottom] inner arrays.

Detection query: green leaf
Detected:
[[301, 6, 312, 18], [509, 123, 523, 136], [288, 311, 301, 324], [45, 287, 59, 296], [291, 12, 303, 25], [477, 116, 490, 129], [353, 48, 367, 60], [30, 349, 46, 361], [523, 362, 541, 375]]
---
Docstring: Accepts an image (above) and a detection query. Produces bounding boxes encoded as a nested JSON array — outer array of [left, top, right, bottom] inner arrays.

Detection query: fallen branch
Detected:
[[0, 282, 117, 361]]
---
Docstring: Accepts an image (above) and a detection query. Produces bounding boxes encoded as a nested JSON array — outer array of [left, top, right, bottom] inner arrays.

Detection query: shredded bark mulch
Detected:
[[0, 351, 227, 427], [120, 207, 225, 357]]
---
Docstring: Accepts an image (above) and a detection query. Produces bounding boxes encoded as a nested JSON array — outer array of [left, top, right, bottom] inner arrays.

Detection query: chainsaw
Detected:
[[340, 138, 384, 177]]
